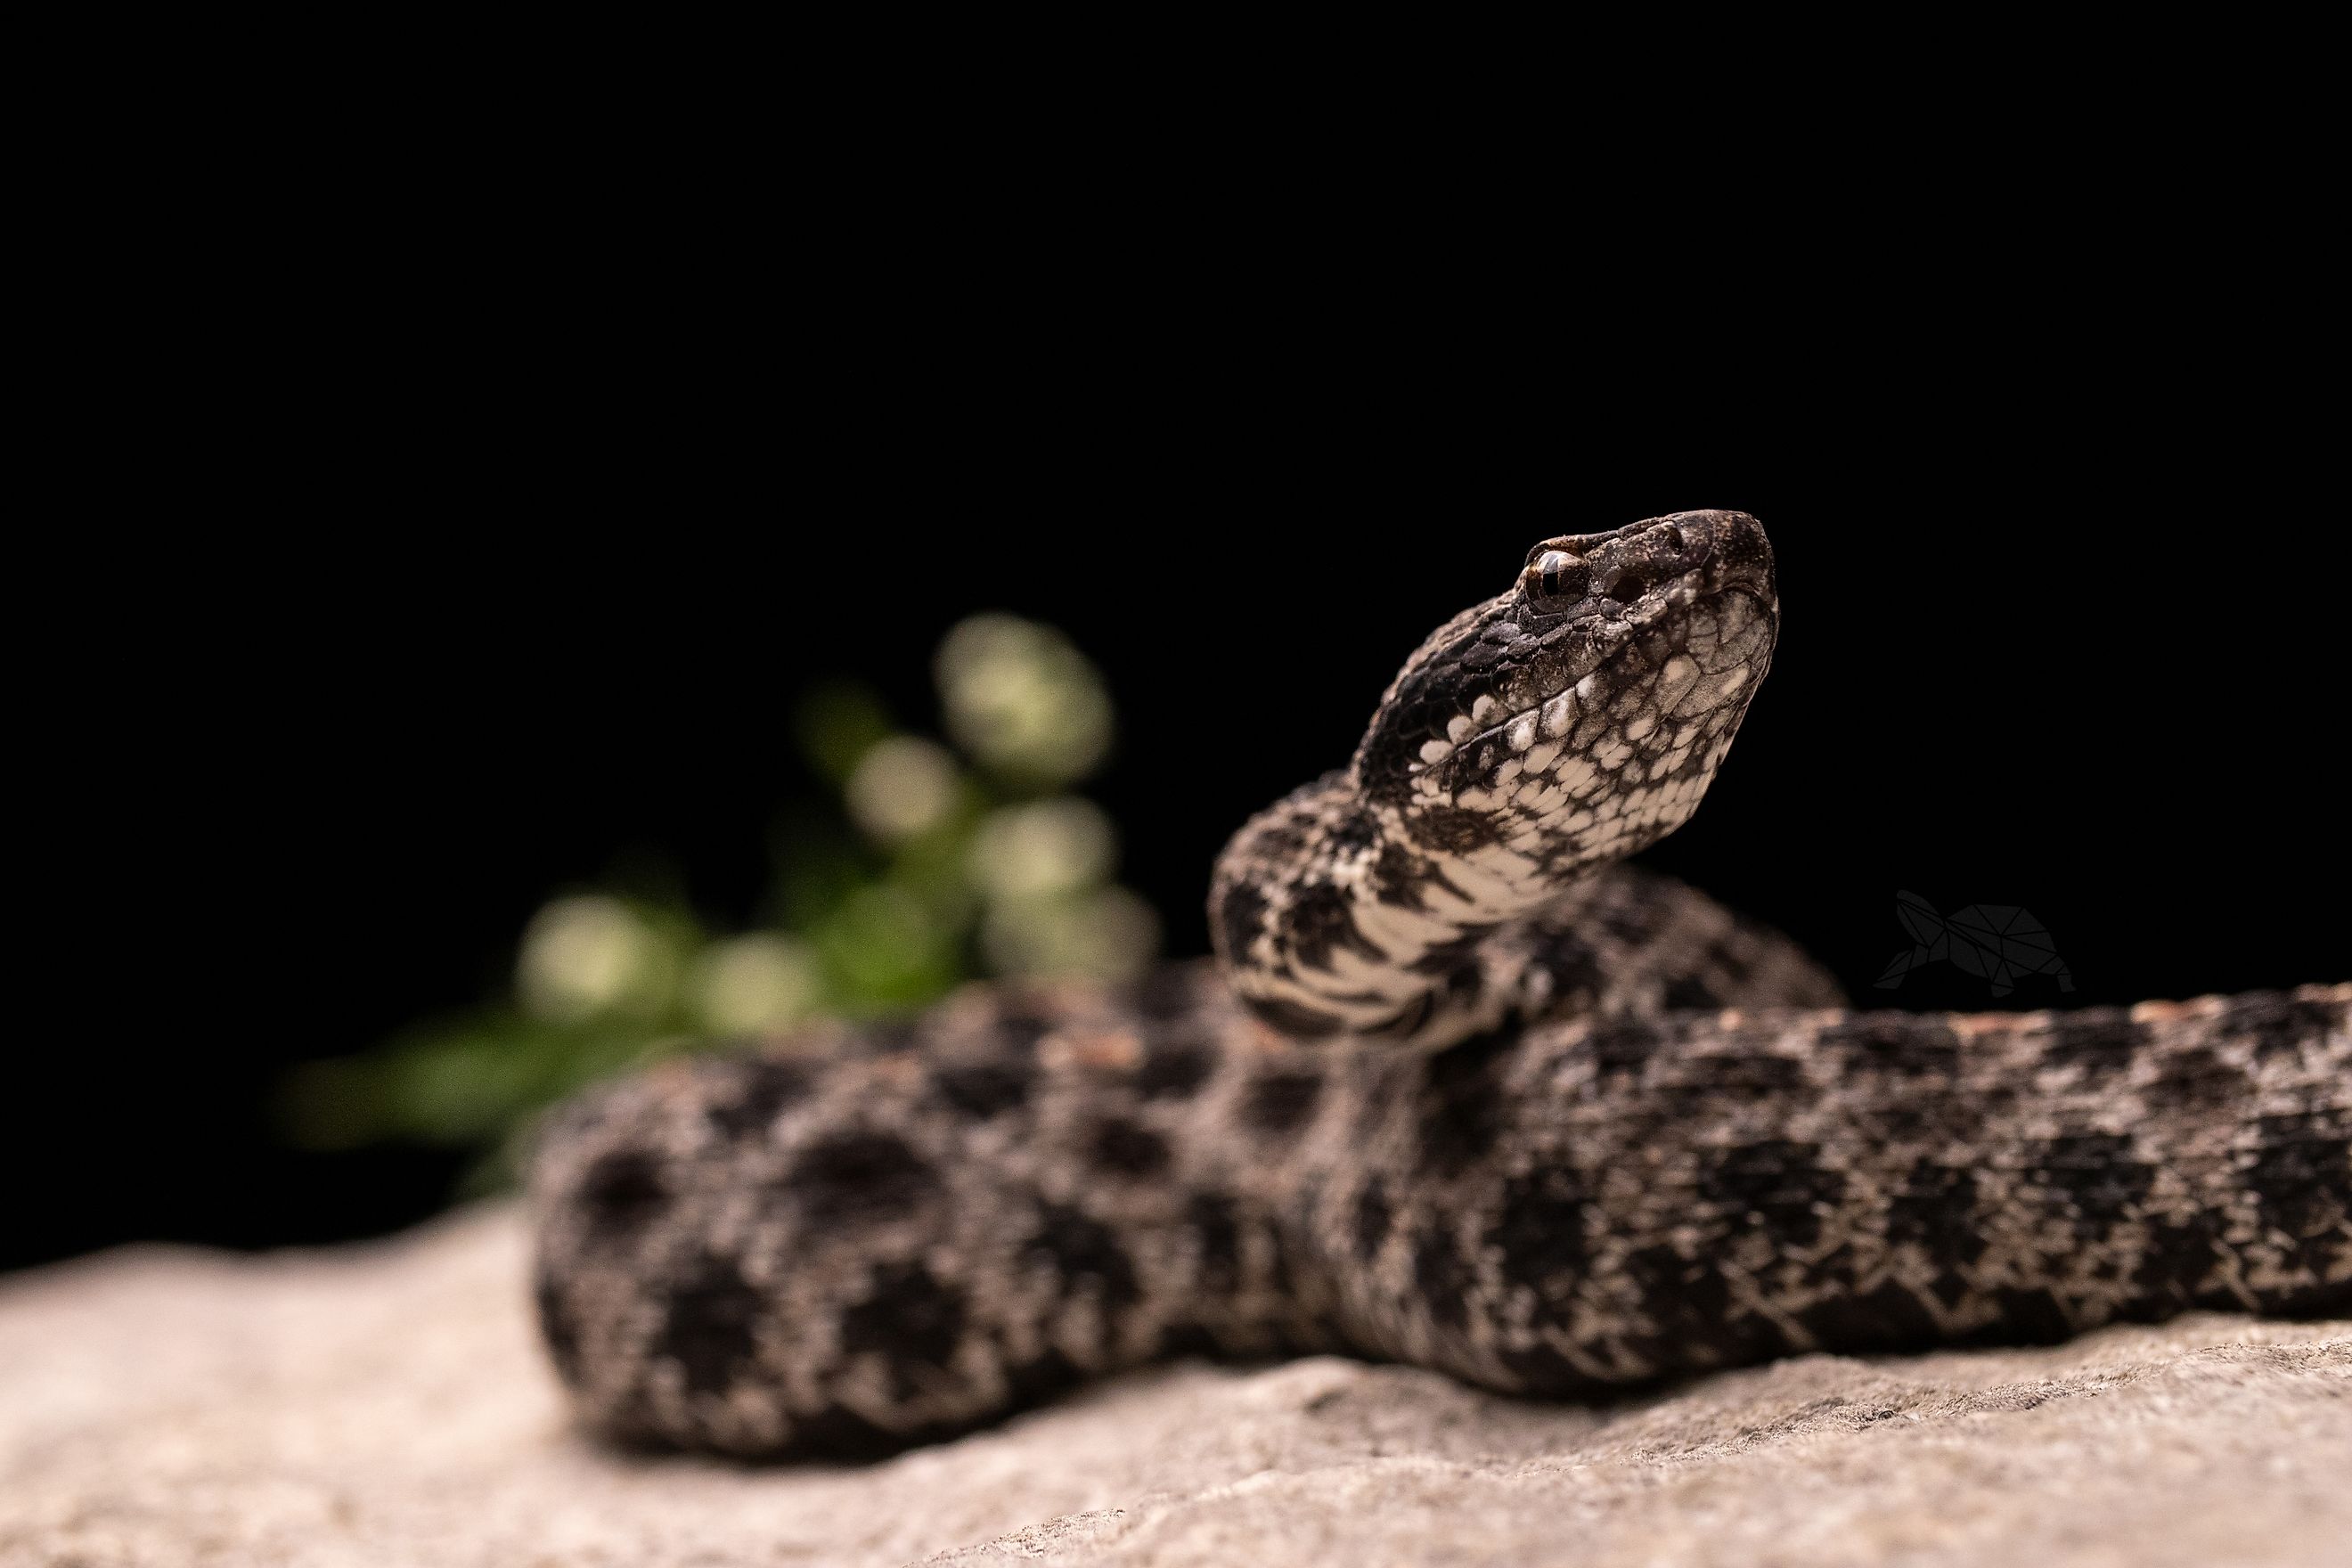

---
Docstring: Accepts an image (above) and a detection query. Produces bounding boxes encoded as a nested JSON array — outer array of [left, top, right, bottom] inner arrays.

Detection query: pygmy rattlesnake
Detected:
[[530, 511, 2351, 1458]]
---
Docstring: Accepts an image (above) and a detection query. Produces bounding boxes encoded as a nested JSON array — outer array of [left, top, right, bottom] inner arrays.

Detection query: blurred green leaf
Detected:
[[281, 616, 1157, 1201]]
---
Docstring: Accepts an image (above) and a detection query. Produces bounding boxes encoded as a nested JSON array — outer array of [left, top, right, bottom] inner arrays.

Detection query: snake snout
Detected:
[[1673, 510, 1773, 598]]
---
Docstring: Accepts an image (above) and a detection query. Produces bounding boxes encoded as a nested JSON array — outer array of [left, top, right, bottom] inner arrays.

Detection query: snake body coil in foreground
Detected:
[[530, 512, 2351, 1459]]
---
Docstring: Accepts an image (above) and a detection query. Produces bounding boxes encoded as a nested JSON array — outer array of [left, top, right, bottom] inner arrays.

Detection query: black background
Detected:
[[13, 249, 2346, 1274]]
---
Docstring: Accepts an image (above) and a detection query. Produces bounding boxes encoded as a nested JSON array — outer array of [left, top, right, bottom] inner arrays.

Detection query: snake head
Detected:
[[1355, 510, 1779, 869], [1519, 510, 1775, 618]]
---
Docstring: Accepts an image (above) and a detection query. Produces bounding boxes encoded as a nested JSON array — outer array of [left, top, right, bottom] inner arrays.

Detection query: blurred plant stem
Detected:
[[280, 616, 1157, 1192]]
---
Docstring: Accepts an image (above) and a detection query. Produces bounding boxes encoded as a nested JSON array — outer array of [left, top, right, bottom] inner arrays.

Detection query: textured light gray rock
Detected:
[[2, 1205, 2347, 1567]]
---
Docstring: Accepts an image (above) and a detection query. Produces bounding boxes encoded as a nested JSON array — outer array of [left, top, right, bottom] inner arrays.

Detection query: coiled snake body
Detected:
[[531, 512, 2351, 1458]]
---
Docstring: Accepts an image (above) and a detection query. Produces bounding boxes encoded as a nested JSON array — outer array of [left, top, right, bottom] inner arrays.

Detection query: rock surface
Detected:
[[2, 1206, 2348, 1567]]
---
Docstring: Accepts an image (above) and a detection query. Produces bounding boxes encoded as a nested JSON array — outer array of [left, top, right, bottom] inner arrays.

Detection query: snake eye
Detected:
[[1525, 550, 1589, 607]]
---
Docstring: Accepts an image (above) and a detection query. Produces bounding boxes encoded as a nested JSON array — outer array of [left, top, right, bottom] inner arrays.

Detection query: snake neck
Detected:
[[1208, 772, 1598, 1046]]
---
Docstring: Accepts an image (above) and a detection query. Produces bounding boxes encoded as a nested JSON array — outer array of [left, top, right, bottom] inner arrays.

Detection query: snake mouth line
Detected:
[[1424, 568, 1766, 773]]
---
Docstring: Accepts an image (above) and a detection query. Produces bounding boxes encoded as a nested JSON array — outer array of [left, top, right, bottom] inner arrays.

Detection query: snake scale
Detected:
[[529, 511, 2352, 1459]]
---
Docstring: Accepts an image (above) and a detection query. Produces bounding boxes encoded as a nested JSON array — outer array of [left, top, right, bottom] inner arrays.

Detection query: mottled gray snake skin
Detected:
[[531, 511, 2352, 1459]]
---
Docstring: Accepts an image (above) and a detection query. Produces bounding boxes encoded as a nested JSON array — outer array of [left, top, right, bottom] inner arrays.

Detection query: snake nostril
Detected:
[[1655, 524, 1686, 555]]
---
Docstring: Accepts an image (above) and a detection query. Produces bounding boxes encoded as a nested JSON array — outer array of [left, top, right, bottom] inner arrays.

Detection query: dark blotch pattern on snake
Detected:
[[530, 511, 2351, 1459]]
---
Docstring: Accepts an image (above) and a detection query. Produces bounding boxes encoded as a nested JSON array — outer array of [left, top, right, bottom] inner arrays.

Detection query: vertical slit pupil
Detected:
[[1536, 551, 1580, 600]]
